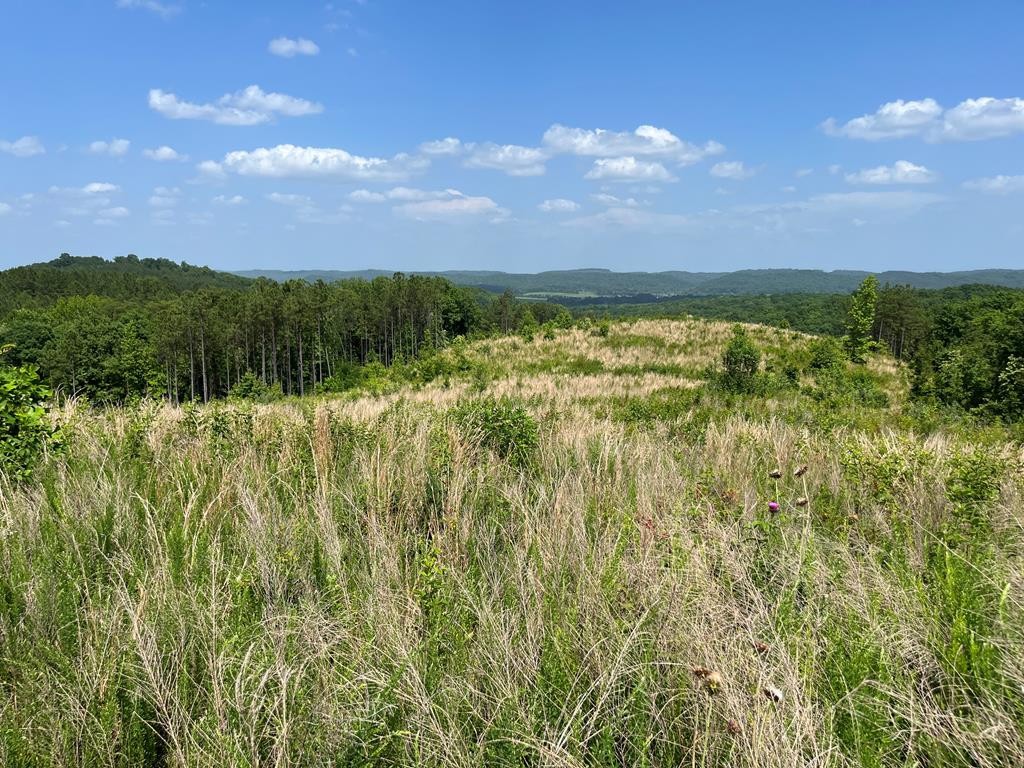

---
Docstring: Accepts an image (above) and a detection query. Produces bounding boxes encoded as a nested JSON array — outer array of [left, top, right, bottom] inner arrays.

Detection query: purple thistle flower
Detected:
[[768, 501, 780, 513]]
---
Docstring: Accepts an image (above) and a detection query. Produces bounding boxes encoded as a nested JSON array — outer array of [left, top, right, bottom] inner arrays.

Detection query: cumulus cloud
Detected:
[[394, 190, 506, 220], [49, 182, 118, 196], [844, 160, 937, 185], [710, 160, 755, 180], [88, 138, 130, 156], [543, 123, 724, 165], [464, 143, 547, 176], [143, 145, 187, 161], [538, 198, 580, 212], [823, 97, 1024, 141], [962, 174, 1024, 194], [266, 192, 313, 206], [148, 85, 323, 126], [419, 137, 463, 156], [217, 144, 426, 181], [584, 157, 675, 182], [1, 136, 45, 157], [822, 99, 942, 140], [937, 97, 1024, 141], [268, 37, 320, 57], [116, 0, 180, 19]]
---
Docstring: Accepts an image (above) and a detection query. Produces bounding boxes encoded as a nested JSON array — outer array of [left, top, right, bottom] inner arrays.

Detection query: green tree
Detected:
[[845, 275, 879, 363]]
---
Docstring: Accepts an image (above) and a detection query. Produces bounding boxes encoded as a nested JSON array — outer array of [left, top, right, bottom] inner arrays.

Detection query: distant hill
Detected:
[[1, 254, 253, 315], [236, 267, 1024, 297]]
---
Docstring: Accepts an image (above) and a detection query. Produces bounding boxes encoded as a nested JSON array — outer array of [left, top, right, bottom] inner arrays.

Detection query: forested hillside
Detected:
[[239, 266, 1024, 297], [1, 257, 560, 403]]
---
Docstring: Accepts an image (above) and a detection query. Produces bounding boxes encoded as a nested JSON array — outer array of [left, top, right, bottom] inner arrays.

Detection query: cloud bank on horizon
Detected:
[[1, 1, 1023, 272]]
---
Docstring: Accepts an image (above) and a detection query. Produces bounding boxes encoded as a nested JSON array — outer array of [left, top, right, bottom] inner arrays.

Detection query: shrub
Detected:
[[451, 397, 538, 469], [229, 371, 282, 402], [0, 352, 60, 481], [807, 337, 846, 372], [720, 325, 761, 393]]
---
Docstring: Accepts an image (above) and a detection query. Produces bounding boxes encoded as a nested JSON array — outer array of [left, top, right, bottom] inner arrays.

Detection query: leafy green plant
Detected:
[[719, 325, 761, 393], [0, 348, 60, 481], [451, 397, 539, 469]]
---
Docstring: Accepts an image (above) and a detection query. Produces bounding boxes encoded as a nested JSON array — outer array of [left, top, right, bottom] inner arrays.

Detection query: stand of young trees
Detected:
[[0, 272, 555, 404]]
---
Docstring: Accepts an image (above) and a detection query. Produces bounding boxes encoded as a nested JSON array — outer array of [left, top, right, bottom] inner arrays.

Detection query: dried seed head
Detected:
[[769, 469, 783, 479], [726, 718, 742, 735], [848, 512, 860, 523], [794, 465, 808, 477], [796, 497, 809, 507], [752, 640, 770, 655], [705, 671, 724, 691], [763, 686, 784, 703]]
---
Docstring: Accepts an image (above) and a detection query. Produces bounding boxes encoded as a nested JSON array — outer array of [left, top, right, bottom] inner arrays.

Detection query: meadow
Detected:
[[2, 317, 1022, 767]]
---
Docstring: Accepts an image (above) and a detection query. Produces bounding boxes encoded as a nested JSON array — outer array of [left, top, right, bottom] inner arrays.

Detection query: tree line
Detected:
[[1, 265, 557, 403]]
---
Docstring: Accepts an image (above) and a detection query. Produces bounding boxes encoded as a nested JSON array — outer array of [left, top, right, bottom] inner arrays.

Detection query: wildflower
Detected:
[[768, 501, 780, 513]]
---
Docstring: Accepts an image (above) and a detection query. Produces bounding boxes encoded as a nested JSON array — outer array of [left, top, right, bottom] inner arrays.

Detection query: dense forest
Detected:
[[0, 256, 561, 403], [1, 255, 1022, 421]]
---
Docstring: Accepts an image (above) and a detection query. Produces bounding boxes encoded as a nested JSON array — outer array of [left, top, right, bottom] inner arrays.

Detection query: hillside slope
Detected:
[[2, 319, 1022, 766]]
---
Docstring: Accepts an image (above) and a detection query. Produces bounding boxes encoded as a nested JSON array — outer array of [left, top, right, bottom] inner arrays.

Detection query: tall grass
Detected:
[[1, 320, 1022, 766]]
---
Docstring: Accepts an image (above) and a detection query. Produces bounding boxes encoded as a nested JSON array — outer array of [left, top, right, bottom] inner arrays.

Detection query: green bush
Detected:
[[451, 397, 539, 469], [228, 371, 283, 402], [0, 352, 60, 481], [719, 325, 761, 393], [807, 336, 846, 372]]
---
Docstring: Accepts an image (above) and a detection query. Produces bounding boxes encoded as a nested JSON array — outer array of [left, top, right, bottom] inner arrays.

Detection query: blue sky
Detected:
[[1, 1, 1023, 273]]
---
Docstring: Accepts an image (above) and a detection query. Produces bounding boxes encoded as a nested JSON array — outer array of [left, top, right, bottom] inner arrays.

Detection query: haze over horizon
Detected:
[[2, 1, 1023, 273]]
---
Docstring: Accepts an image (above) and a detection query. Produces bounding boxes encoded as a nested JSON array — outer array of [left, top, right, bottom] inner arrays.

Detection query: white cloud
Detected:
[[710, 160, 755, 180], [54, 219, 71, 228], [84, 182, 118, 194], [937, 97, 1024, 141], [266, 192, 313, 206], [962, 174, 1024, 194], [143, 145, 187, 161], [212, 194, 247, 205], [0, 203, 11, 216], [464, 143, 547, 176], [822, 98, 942, 140], [385, 186, 454, 201], [543, 123, 724, 165], [538, 198, 580, 213], [196, 160, 226, 179], [219, 144, 425, 181], [349, 189, 387, 203], [115, 0, 179, 19], [149, 186, 180, 207], [823, 96, 1024, 142], [148, 85, 323, 126], [0, 136, 45, 157], [395, 190, 506, 220], [88, 138, 130, 156], [564, 207, 692, 231], [584, 157, 675, 182], [795, 168, 813, 177], [844, 160, 937, 185], [419, 137, 463, 156], [268, 37, 320, 57], [98, 206, 130, 218], [591, 193, 642, 207]]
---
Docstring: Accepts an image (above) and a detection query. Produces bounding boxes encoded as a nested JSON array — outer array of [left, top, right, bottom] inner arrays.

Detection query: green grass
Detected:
[[1, 319, 1023, 767]]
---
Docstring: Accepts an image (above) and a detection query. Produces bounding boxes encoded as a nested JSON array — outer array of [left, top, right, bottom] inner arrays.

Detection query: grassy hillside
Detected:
[[237, 266, 1024, 297], [2, 318, 1023, 766]]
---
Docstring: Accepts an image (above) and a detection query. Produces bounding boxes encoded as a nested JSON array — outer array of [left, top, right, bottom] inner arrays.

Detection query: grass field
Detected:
[[2, 318, 1022, 766]]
